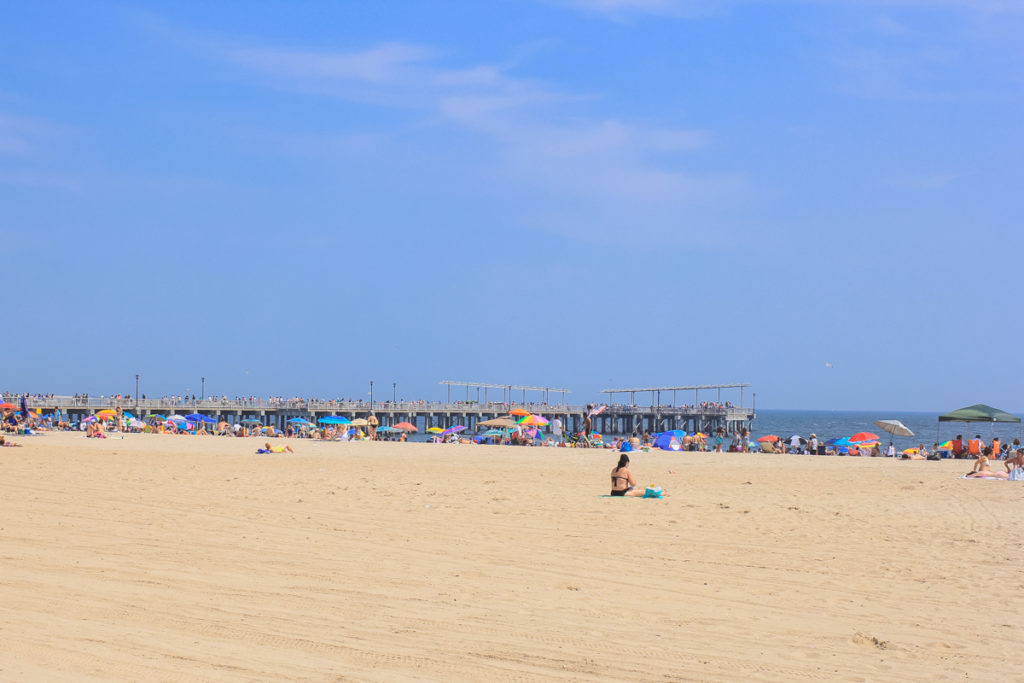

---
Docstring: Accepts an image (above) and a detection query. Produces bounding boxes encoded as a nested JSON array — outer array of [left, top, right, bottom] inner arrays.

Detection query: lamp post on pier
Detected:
[[393, 382, 396, 404], [135, 374, 140, 410], [201, 377, 205, 401], [369, 380, 374, 409]]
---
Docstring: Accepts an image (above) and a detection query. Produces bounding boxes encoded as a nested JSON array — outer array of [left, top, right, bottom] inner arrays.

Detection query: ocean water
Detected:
[[749, 409, 1024, 449]]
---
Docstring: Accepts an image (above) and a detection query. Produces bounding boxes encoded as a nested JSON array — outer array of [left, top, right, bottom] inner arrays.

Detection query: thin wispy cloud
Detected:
[[219, 37, 730, 244], [0, 112, 56, 156]]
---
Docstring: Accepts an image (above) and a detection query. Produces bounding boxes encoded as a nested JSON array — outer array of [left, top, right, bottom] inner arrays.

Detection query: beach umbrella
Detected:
[[902, 447, 919, 455], [241, 418, 263, 424], [129, 418, 145, 429], [654, 430, 686, 451], [757, 435, 779, 442], [146, 414, 166, 421], [318, 415, 351, 425], [509, 408, 531, 416], [481, 429, 503, 437], [937, 440, 953, 449], [653, 430, 685, 449], [394, 421, 417, 432], [376, 425, 397, 433], [850, 432, 879, 443], [83, 415, 97, 423], [479, 417, 516, 428], [97, 409, 116, 417], [350, 418, 368, 427], [167, 414, 186, 422], [427, 427, 444, 433], [287, 417, 311, 424], [185, 413, 207, 422], [874, 420, 914, 438], [0, 402, 16, 410], [442, 425, 466, 436]]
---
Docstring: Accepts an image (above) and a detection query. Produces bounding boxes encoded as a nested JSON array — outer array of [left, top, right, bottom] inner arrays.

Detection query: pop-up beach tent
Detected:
[[937, 403, 1021, 444]]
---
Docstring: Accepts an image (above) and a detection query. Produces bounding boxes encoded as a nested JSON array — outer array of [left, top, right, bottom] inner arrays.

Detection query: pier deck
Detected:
[[25, 396, 756, 436]]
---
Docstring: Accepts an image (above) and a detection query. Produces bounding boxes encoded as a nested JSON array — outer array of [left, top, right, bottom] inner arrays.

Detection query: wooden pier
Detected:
[[21, 384, 756, 436]]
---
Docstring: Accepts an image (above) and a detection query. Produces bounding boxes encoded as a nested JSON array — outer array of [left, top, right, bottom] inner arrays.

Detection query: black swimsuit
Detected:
[[611, 469, 632, 496]]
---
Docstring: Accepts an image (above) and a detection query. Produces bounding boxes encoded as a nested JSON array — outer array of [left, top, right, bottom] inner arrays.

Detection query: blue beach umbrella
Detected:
[[653, 430, 686, 450], [319, 415, 351, 425], [287, 417, 311, 424]]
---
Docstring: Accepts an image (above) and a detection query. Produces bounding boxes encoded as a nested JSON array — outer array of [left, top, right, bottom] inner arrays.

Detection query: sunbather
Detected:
[[967, 452, 1008, 478]]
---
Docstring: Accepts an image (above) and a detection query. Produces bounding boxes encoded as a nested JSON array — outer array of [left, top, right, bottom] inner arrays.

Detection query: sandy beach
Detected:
[[1, 432, 1021, 681]]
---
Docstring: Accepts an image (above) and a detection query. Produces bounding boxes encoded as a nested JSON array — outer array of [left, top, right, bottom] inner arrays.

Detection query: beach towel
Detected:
[[1009, 468, 1024, 481], [960, 474, 1011, 480]]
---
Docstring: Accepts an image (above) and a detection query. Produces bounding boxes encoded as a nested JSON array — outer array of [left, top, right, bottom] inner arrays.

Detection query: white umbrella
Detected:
[[874, 419, 914, 438]]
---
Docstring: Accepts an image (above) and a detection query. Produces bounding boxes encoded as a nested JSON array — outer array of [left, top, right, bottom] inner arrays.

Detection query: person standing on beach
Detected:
[[581, 406, 593, 447], [552, 417, 563, 442], [367, 413, 379, 440], [808, 433, 818, 455]]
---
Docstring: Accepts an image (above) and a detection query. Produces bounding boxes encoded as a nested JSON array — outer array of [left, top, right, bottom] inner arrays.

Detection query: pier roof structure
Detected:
[[601, 383, 752, 407], [440, 381, 571, 392], [602, 383, 750, 393], [439, 381, 571, 404]]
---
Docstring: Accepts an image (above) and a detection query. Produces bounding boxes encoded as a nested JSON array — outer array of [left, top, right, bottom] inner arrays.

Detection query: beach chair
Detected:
[[968, 439, 982, 457], [760, 441, 776, 453]]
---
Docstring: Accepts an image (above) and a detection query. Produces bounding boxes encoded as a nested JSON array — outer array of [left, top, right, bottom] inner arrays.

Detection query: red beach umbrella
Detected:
[[757, 435, 779, 442], [0, 402, 16, 410], [394, 422, 418, 432], [850, 432, 880, 443], [509, 408, 531, 416]]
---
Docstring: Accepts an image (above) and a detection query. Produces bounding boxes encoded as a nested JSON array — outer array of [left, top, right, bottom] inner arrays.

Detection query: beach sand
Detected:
[[1, 432, 1021, 681]]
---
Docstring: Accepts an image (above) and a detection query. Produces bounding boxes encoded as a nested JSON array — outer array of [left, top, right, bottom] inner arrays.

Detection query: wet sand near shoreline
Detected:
[[1, 432, 1021, 681]]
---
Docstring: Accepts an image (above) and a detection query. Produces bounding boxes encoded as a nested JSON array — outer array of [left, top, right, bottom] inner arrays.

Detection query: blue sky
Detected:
[[3, 1, 1022, 410]]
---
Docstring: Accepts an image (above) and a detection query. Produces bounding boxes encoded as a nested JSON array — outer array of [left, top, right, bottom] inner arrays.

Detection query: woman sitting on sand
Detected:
[[610, 454, 645, 496], [967, 450, 1008, 479]]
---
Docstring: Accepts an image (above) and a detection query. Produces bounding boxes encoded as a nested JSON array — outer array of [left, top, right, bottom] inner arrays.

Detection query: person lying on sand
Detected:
[[610, 454, 646, 496], [967, 453, 1008, 479], [0, 435, 21, 447], [263, 442, 294, 454]]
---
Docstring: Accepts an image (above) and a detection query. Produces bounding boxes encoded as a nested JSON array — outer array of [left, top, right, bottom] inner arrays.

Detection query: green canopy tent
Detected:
[[937, 403, 1021, 447]]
